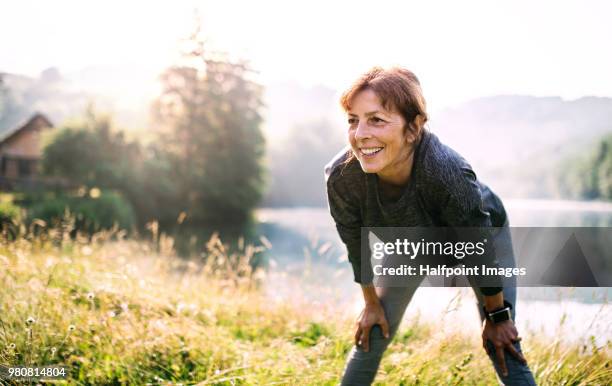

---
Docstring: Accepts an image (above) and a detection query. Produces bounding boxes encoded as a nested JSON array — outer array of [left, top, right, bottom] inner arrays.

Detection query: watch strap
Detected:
[[483, 300, 513, 324]]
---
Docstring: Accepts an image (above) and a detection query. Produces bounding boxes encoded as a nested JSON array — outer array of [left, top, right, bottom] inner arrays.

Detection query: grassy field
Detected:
[[0, 227, 610, 385]]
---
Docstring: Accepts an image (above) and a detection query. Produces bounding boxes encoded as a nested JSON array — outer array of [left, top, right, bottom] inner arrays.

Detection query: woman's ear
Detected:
[[404, 114, 424, 143], [413, 114, 425, 131]]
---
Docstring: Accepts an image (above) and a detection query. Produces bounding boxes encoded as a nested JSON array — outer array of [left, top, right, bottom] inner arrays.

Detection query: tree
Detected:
[[40, 108, 186, 229], [556, 133, 612, 201], [152, 23, 266, 227], [42, 108, 141, 190]]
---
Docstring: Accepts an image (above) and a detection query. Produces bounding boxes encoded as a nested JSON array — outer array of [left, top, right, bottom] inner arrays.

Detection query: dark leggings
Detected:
[[341, 226, 537, 385]]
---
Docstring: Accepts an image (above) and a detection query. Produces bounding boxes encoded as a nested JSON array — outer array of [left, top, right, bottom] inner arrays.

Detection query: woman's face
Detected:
[[347, 88, 415, 181]]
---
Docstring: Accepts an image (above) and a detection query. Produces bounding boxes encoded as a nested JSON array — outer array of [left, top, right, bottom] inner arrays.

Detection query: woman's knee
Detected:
[[353, 325, 393, 356], [484, 340, 536, 385]]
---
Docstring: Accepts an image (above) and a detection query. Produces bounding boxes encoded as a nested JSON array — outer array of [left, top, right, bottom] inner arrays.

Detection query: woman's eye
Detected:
[[371, 117, 385, 124], [348, 118, 357, 125]]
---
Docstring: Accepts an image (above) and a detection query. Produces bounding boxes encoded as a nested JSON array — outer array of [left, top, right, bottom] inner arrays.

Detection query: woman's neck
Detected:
[[376, 149, 415, 188]]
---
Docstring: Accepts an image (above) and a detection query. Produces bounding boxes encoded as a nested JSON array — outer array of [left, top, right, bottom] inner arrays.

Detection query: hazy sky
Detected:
[[2, 0, 612, 110]]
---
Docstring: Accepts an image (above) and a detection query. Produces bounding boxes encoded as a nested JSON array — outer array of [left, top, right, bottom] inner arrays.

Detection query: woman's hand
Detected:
[[354, 301, 390, 352], [481, 319, 527, 376]]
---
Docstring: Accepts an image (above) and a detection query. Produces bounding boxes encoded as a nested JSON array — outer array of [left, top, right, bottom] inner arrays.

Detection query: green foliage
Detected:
[[151, 27, 266, 227], [1, 232, 611, 385], [27, 191, 136, 233], [0, 195, 23, 240], [290, 322, 331, 347], [40, 110, 186, 230], [557, 133, 612, 200], [0, 200, 22, 224], [39, 26, 267, 234], [39, 110, 153, 232], [42, 109, 141, 190]]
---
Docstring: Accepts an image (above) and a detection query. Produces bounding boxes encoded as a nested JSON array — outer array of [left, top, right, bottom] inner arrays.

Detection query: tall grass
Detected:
[[0, 222, 610, 385]]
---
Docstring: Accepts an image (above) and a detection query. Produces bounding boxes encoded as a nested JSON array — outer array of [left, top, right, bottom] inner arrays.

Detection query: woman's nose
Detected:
[[354, 121, 372, 140]]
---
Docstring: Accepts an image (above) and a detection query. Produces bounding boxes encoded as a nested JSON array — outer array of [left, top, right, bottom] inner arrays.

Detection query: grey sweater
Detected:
[[324, 129, 505, 296]]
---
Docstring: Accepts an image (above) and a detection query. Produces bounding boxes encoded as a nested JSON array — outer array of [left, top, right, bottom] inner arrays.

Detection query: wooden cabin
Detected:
[[0, 113, 53, 190]]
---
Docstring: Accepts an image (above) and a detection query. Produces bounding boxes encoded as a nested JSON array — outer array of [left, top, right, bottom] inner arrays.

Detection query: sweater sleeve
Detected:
[[424, 164, 504, 296], [325, 175, 373, 285]]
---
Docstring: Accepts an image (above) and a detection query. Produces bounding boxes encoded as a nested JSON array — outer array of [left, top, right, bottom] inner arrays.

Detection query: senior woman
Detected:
[[325, 67, 536, 385]]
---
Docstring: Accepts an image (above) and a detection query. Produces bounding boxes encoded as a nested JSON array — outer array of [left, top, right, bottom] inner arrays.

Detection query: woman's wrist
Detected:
[[361, 283, 381, 305], [484, 291, 505, 312]]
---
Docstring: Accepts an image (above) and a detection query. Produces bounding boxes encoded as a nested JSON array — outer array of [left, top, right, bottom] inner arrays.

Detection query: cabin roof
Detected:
[[0, 113, 53, 146]]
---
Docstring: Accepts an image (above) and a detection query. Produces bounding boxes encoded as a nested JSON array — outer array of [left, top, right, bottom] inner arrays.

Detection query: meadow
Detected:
[[0, 224, 610, 385]]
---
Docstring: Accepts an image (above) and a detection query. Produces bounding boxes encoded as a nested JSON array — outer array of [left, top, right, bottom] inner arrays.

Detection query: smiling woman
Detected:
[[340, 68, 428, 201], [324, 67, 537, 385]]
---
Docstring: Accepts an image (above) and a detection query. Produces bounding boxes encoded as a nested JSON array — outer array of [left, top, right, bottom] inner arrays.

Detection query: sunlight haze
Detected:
[[2, 0, 611, 113]]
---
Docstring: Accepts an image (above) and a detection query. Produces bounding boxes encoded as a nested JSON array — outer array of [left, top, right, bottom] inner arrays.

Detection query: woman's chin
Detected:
[[358, 161, 381, 174]]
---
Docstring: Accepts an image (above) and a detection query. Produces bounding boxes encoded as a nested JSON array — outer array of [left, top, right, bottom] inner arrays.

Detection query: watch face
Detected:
[[491, 309, 511, 323]]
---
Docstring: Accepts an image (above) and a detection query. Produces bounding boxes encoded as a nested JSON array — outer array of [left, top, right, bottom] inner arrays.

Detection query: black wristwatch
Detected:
[[483, 300, 513, 324]]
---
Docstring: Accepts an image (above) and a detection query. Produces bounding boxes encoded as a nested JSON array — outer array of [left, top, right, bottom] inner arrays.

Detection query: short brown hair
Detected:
[[340, 66, 428, 140]]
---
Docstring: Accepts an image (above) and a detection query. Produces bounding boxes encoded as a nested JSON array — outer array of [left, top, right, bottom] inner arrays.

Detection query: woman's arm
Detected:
[[418, 150, 527, 371], [482, 290, 527, 376], [325, 166, 389, 350], [422, 162, 505, 295], [354, 283, 389, 352], [326, 173, 373, 284], [361, 283, 381, 305], [440, 184, 527, 373], [484, 291, 504, 312]]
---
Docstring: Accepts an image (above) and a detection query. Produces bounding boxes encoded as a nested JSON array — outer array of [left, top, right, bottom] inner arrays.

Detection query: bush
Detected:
[[0, 200, 23, 240], [27, 191, 136, 234], [0, 200, 22, 223], [0, 200, 24, 240]]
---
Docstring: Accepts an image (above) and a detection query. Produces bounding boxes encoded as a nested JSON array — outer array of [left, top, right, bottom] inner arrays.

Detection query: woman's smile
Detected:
[[360, 147, 384, 157]]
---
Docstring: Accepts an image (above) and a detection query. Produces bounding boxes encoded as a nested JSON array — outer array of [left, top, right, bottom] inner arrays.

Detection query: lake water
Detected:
[[255, 199, 612, 345]]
